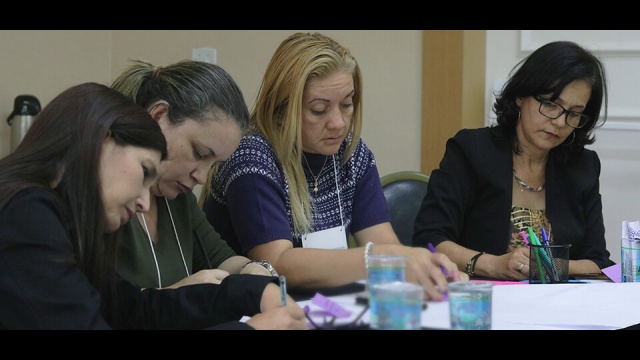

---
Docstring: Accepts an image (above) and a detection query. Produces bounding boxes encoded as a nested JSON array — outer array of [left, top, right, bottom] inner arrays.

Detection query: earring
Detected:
[[562, 131, 576, 146]]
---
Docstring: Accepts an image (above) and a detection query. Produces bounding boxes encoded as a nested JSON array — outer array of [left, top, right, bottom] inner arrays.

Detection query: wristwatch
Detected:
[[243, 260, 279, 276]]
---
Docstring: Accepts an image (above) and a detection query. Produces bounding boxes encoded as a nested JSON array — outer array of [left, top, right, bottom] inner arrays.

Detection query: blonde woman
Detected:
[[202, 32, 467, 301]]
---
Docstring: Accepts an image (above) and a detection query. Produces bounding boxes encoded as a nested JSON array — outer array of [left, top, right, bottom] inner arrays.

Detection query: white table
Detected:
[[298, 281, 640, 330]]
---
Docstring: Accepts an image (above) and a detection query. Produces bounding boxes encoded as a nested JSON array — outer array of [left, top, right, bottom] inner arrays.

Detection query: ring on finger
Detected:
[[517, 262, 524, 272]]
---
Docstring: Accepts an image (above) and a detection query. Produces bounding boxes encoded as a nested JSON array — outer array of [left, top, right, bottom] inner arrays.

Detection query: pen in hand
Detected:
[[279, 275, 287, 306], [427, 243, 448, 276]]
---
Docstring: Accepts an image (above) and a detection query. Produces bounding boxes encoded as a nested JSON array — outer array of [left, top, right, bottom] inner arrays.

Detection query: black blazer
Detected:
[[0, 188, 276, 329], [413, 127, 615, 269]]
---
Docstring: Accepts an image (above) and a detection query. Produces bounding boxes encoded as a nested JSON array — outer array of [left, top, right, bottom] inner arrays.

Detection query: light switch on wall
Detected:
[[192, 47, 217, 64]]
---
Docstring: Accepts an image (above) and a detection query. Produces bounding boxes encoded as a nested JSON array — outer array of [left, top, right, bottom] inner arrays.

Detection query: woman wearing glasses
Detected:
[[413, 41, 615, 280]]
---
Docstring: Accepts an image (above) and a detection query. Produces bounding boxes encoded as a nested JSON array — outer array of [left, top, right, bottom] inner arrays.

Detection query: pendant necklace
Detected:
[[302, 154, 328, 194], [512, 169, 545, 192]]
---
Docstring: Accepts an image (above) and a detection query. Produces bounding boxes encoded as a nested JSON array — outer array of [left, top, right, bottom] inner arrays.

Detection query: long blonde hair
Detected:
[[252, 32, 363, 235]]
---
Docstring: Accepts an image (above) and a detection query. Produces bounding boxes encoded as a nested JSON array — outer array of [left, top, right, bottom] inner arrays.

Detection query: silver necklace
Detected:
[[512, 169, 545, 192], [302, 154, 328, 194]]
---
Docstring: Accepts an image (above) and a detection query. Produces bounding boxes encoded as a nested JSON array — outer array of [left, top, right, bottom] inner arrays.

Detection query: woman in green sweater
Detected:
[[112, 59, 276, 289]]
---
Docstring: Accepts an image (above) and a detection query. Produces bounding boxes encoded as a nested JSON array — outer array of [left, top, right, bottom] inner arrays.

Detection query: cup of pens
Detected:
[[529, 244, 571, 284]]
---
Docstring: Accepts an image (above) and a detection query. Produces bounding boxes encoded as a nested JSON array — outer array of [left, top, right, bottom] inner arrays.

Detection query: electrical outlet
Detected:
[[192, 47, 217, 64]]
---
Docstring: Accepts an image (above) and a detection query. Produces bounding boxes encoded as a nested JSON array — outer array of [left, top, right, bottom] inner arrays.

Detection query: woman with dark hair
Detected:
[[413, 41, 616, 280], [0, 82, 306, 329]]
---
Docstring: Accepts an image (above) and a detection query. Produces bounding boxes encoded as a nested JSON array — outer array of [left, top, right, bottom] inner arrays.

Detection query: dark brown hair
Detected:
[[0, 82, 167, 310]]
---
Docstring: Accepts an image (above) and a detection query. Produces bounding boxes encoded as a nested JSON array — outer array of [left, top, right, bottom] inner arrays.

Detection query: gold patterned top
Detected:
[[509, 206, 553, 252]]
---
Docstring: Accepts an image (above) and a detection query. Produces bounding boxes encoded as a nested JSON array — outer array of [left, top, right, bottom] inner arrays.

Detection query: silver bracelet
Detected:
[[243, 260, 278, 276], [364, 242, 374, 270]]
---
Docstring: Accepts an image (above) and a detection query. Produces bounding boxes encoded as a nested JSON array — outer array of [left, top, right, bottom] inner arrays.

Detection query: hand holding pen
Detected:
[[427, 243, 448, 276], [279, 275, 287, 306], [244, 279, 308, 330]]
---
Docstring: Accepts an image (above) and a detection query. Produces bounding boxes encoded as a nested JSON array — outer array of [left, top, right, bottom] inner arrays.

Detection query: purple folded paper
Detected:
[[310, 293, 352, 318]]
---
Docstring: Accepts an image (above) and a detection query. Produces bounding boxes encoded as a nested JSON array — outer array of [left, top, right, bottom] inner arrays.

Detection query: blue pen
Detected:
[[528, 227, 551, 283], [541, 227, 550, 246], [529, 228, 558, 282], [541, 227, 560, 281], [279, 275, 287, 306], [427, 243, 448, 275]]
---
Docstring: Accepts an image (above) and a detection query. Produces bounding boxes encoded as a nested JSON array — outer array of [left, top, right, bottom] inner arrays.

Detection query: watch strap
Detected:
[[243, 260, 279, 276]]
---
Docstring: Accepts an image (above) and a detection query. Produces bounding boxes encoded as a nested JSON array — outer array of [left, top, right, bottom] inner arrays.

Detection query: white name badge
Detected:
[[301, 225, 347, 250]]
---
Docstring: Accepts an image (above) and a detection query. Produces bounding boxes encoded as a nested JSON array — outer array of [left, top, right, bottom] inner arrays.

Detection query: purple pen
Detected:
[[520, 231, 530, 248], [427, 243, 448, 275]]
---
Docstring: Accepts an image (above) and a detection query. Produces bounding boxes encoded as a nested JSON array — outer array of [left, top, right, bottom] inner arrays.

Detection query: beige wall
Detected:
[[1, 30, 422, 178], [3, 30, 628, 263], [0, 30, 112, 156]]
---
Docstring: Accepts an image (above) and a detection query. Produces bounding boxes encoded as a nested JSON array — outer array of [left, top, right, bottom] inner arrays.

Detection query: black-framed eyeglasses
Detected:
[[304, 304, 369, 330], [533, 95, 590, 129]]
